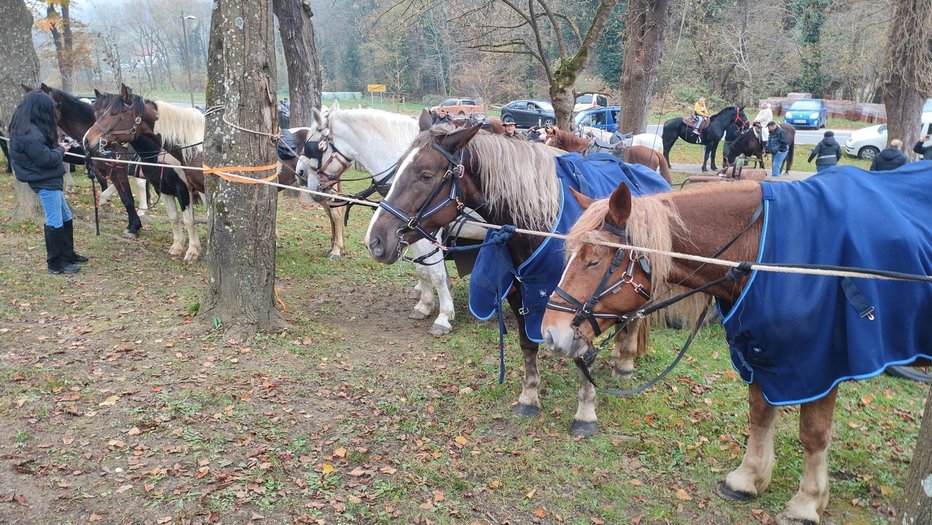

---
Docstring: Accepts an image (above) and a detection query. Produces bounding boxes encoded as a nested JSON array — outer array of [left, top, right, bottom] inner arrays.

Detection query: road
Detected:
[[644, 124, 851, 146]]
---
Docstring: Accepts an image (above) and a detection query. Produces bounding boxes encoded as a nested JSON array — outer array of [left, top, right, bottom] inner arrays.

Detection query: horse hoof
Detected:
[[428, 323, 451, 336], [775, 513, 818, 525], [716, 482, 756, 503], [328, 253, 342, 262], [409, 309, 429, 320], [124, 230, 139, 239], [513, 404, 541, 418], [570, 420, 597, 437], [612, 368, 634, 380]]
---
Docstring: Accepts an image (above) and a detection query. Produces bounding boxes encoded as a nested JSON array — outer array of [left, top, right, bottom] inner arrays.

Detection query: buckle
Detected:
[[518, 306, 529, 315]]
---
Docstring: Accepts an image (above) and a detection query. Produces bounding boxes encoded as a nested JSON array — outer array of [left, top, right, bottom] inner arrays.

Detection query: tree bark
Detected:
[[272, 0, 321, 126], [900, 382, 932, 523], [882, 0, 932, 160], [619, 0, 673, 134], [1, 0, 43, 223], [201, 0, 282, 334], [46, 1, 75, 93]]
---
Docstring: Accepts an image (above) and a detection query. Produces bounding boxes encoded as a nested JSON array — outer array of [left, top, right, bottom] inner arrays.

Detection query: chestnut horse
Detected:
[[544, 127, 671, 184], [542, 171, 932, 524]]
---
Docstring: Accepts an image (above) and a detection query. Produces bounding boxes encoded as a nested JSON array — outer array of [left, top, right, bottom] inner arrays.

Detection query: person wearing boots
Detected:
[[9, 89, 87, 274]]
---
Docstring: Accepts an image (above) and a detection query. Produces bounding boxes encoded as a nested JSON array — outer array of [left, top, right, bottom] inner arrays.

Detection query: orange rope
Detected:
[[202, 163, 280, 183]]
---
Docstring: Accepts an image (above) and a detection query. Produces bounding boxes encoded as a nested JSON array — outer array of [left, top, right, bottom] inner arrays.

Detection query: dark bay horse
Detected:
[[726, 122, 796, 174], [544, 127, 672, 184], [31, 84, 146, 237], [662, 106, 749, 172], [84, 84, 206, 261], [365, 125, 667, 436], [543, 171, 932, 524]]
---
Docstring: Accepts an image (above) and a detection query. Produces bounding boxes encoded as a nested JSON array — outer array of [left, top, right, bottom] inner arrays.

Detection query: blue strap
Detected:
[[489, 225, 516, 383]]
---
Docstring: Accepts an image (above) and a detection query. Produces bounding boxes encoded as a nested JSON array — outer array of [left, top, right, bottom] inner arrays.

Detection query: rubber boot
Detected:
[[45, 226, 80, 274], [62, 219, 88, 263]]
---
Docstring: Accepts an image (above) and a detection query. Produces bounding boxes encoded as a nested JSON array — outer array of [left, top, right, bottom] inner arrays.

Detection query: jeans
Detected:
[[770, 150, 788, 177], [815, 164, 833, 173], [37, 189, 73, 228]]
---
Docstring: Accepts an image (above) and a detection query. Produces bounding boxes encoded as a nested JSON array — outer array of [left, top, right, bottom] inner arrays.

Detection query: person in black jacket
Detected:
[[807, 130, 842, 173], [913, 134, 932, 160], [870, 139, 908, 171], [765, 121, 789, 176], [9, 89, 86, 274]]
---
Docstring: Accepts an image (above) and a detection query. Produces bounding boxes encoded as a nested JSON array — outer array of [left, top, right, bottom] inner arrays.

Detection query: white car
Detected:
[[844, 124, 887, 160]]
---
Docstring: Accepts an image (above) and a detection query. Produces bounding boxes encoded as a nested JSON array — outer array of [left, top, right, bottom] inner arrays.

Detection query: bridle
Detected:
[[89, 98, 142, 154], [301, 119, 353, 189], [377, 142, 467, 246], [732, 107, 750, 132], [546, 220, 651, 338]]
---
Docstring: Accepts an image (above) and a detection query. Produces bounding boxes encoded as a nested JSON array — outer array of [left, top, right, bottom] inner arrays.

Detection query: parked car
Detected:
[[783, 99, 828, 129], [573, 106, 621, 133], [844, 119, 932, 160], [500, 99, 556, 128], [430, 98, 484, 117], [573, 93, 609, 112]]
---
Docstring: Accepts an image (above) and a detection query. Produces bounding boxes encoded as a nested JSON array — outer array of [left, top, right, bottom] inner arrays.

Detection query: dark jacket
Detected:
[[432, 113, 453, 125], [766, 126, 789, 154], [10, 124, 65, 192], [913, 140, 932, 160], [870, 147, 908, 171], [807, 138, 842, 166]]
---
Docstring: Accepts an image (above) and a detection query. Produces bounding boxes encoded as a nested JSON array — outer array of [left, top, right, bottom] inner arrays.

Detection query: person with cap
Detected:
[[765, 121, 790, 176], [432, 107, 453, 125], [871, 139, 908, 171], [807, 130, 842, 173], [501, 118, 522, 139]]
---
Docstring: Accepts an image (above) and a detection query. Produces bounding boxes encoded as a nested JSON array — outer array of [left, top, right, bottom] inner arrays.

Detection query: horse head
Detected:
[[83, 84, 157, 157], [296, 100, 349, 188], [365, 124, 484, 263]]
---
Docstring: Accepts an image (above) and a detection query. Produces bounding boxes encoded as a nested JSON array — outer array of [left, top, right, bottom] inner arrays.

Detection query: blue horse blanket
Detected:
[[721, 162, 932, 405], [468, 153, 672, 342]]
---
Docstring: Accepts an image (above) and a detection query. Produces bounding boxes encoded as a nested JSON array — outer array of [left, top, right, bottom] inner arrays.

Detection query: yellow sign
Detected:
[[367, 84, 387, 93]]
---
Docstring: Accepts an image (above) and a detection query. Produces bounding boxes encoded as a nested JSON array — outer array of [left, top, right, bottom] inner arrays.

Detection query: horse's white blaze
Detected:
[[364, 145, 420, 249]]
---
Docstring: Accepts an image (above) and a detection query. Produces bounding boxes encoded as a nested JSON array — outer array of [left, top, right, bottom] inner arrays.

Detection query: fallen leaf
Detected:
[[630, 479, 642, 486], [525, 488, 537, 499], [321, 463, 335, 475], [432, 490, 444, 502], [62, 437, 74, 445], [488, 479, 501, 489], [108, 439, 125, 448], [419, 501, 433, 510], [880, 485, 893, 496], [347, 466, 370, 477], [591, 517, 605, 525], [379, 466, 397, 475], [13, 494, 28, 506], [157, 517, 172, 524], [454, 435, 468, 448], [675, 488, 693, 501], [534, 508, 547, 519], [99, 395, 119, 407], [334, 447, 347, 458], [127, 427, 141, 436], [89, 513, 103, 522], [115, 484, 133, 494]]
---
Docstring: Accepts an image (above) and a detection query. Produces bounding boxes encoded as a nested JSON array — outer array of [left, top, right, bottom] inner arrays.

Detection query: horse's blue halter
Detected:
[[377, 143, 466, 245]]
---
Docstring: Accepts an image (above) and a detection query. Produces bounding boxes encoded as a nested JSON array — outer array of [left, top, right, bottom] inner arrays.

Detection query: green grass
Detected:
[[667, 141, 872, 173]]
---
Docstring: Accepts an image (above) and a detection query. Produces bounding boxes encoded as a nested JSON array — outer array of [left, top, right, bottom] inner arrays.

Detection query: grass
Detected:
[[666, 141, 873, 172]]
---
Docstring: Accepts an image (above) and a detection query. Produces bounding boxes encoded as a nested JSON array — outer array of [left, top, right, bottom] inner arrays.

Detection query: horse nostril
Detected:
[[369, 237, 383, 258]]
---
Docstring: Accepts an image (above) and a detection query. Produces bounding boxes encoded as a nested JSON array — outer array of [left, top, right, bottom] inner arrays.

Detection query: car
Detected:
[[573, 106, 621, 133], [783, 98, 828, 129], [844, 118, 932, 160], [430, 98, 484, 117], [573, 93, 609, 112], [500, 99, 556, 128]]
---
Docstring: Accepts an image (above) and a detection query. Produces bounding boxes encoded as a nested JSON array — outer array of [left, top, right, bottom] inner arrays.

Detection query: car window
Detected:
[[879, 125, 887, 134], [527, 102, 539, 110], [924, 99, 932, 113], [442, 100, 456, 107], [610, 110, 619, 122], [511, 101, 527, 110], [462, 100, 476, 106], [790, 100, 820, 110], [597, 96, 608, 106], [576, 95, 592, 104], [537, 101, 554, 111]]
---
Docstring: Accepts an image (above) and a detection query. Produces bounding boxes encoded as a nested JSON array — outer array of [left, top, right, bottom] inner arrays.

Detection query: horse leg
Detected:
[[181, 190, 202, 262], [610, 319, 641, 379], [113, 171, 142, 237], [719, 382, 777, 502], [709, 140, 720, 171], [409, 262, 435, 321], [507, 292, 541, 417], [426, 261, 454, 336], [701, 144, 710, 172], [325, 204, 345, 260], [132, 176, 149, 215], [100, 182, 117, 206], [162, 197, 185, 257], [777, 386, 837, 525], [570, 362, 598, 437]]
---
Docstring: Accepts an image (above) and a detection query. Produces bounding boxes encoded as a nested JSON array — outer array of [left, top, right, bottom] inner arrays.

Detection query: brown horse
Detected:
[[544, 127, 672, 184], [542, 179, 931, 524]]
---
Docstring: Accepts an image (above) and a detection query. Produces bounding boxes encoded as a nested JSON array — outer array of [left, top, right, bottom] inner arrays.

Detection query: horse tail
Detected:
[[785, 141, 795, 174], [656, 150, 671, 184]]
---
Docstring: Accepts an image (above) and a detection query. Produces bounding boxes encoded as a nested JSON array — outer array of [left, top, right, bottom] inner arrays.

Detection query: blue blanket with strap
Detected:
[[468, 153, 672, 342], [721, 162, 932, 405]]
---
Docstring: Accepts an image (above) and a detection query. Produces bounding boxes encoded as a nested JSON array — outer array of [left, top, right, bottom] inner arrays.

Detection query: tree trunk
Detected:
[[272, 0, 321, 126], [882, 0, 932, 161], [47, 1, 75, 93], [1, 0, 42, 223], [549, 84, 575, 129], [900, 382, 932, 523], [201, 0, 282, 334], [619, 0, 673, 134]]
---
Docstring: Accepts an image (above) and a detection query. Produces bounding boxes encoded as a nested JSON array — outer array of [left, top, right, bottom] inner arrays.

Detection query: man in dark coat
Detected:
[[870, 139, 908, 171], [807, 130, 842, 173], [913, 134, 932, 160], [432, 107, 453, 125], [765, 121, 789, 176]]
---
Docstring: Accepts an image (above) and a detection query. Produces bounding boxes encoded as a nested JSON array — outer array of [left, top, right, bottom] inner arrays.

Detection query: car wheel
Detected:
[[858, 146, 879, 160]]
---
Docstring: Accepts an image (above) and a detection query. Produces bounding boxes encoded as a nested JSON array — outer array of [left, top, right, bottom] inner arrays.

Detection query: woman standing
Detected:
[[9, 89, 87, 274]]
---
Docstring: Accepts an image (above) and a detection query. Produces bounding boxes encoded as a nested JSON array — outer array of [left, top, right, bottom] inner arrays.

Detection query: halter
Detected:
[[546, 221, 651, 337], [89, 99, 142, 153], [303, 120, 353, 189], [732, 107, 749, 131], [377, 143, 467, 245]]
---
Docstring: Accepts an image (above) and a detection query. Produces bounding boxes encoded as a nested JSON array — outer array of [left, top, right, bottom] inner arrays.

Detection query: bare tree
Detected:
[[882, 0, 932, 160], [273, 0, 322, 125], [900, 382, 932, 523], [201, 0, 283, 333], [619, 0, 672, 133], [44, 0, 76, 92], [1, 0, 43, 222]]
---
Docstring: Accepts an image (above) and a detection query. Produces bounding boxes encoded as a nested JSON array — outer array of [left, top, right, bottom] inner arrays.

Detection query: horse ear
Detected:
[[330, 99, 341, 111], [418, 108, 433, 131], [120, 83, 133, 103], [311, 108, 323, 128], [569, 187, 595, 209], [21, 83, 33, 93], [94, 88, 102, 97], [39, 83, 50, 93], [607, 183, 632, 227], [440, 123, 482, 151]]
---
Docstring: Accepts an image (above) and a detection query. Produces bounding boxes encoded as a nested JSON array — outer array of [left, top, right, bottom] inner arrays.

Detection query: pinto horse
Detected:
[[542, 169, 932, 524], [365, 125, 673, 435], [726, 122, 796, 174], [662, 106, 749, 172], [544, 127, 672, 184], [84, 84, 206, 261]]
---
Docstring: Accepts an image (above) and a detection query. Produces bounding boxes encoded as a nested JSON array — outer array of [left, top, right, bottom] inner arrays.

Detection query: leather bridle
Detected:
[[546, 220, 651, 337], [89, 99, 142, 154], [302, 120, 353, 189], [733, 107, 749, 132]]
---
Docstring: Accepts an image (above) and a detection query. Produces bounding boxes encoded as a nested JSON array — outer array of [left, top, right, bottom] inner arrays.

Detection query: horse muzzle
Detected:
[[541, 324, 590, 359]]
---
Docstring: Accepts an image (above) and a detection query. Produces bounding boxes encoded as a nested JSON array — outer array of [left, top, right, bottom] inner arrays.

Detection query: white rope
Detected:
[[4, 134, 928, 283]]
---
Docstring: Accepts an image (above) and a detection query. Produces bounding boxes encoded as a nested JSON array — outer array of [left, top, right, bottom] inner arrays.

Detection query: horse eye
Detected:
[[585, 259, 600, 269], [418, 171, 433, 181]]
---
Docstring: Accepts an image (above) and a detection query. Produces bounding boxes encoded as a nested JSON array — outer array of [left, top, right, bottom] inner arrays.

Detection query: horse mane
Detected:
[[49, 87, 94, 123], [331, 107, 419, 151], [152, 101, 205, 163]]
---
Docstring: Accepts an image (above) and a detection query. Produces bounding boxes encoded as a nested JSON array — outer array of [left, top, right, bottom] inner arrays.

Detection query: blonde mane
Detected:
[[153, 100, 205, 163], [332, 107, 420, 149]]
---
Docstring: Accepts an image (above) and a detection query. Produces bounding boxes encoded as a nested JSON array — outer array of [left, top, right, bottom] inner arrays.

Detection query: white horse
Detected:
[[578, 126, 664, 153], [295, 100, 481, 336]]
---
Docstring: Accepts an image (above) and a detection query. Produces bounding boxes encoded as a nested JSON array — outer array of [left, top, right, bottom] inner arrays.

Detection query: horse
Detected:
[[578, 127, 664, 154], [544, 127, 672, 184], [726, 122, 796, 174], [292, 101, 474, 336], [32, 83, 149, 237], [83, 84, 206, 261], [0, 128, 11, 173], [662, 106, 749, 172], [541, 167, 932, 523], [364, 124, 673, 435]]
